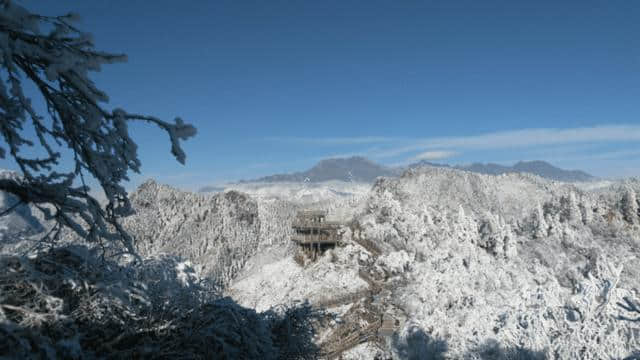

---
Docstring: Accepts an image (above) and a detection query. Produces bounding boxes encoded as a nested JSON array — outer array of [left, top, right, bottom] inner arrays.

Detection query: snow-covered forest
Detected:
[[3, 163, 640, 358]]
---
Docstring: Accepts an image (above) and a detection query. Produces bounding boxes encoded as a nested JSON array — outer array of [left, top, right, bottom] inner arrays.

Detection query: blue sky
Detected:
[[3, 0, 640, 190]]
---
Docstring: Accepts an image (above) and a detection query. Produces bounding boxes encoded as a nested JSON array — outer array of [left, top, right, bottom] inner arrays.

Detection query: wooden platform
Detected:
[[291, 234, 338, 244], [291, 220, 342, 230], [378, 313, 396, 337], [291, 210, 342, 246]]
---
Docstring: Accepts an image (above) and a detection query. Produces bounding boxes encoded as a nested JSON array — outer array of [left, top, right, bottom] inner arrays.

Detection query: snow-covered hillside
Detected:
[[3, 168, 639, 359], [226, 167, 640, 359], [0, 170, 45, 252], [346, 167, 640, 358], [123, 179, 264, 286], [123, 179, 370, 286]]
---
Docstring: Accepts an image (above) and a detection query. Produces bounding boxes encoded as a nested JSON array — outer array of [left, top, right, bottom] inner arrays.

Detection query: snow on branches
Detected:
[[0, 245, 323, 359], [0, 0, 196, 255]]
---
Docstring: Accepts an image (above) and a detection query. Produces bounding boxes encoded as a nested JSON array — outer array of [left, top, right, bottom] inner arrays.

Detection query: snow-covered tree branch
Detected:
[[0, 0, 196, 254], [618, 296, 640, 323]]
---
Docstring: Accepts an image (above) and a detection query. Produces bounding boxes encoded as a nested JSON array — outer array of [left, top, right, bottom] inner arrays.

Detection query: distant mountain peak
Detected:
[[509, 160, 594, 182], [219, 157, 594, 190], [448, 160, 591, 182], [241, 156, 396, 184], [316, 156, 377, 166]]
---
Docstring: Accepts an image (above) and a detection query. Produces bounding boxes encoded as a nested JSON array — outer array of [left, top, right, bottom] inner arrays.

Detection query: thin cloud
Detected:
[[267, 125, 640, 160], [591, 149, 640, 161], [532, 149, 640, 164], [313, 149, 375, 161], [266, 136, 401, 145], [410, 150, 458, 161], [375, 124, 640, 159], [145, 172, 202, 181]]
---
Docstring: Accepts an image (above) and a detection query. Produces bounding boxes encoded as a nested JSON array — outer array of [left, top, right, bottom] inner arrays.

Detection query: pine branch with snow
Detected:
[[0, 0, 196, 255]]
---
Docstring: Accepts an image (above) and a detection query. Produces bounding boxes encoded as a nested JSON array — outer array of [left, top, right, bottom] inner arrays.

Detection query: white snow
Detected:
[[3, 167, 640, 358], [229, 245, 368, 312]]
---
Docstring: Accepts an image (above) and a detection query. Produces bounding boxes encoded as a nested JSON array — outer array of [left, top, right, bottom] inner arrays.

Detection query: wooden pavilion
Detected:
[[291, 210, 342, 260]]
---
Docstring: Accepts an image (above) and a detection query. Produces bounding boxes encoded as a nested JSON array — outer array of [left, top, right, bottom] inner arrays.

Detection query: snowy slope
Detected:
[[345, 168, 640, 358], [123, 179, 370, 286], [123, 179, 266, 285], [7, 169, 635, 358], [225, 169, 640, 359], [229, 244, 369, 312], [0, 170, 45, 252]]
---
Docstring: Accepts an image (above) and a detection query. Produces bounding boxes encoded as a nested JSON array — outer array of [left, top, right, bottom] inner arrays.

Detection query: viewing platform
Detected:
[[291, 210, 343, 260]]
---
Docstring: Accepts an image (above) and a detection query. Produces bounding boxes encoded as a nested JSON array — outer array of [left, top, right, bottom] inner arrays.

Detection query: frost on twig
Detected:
[[0, 0, 196, 255], [618, 296, 640, 323]]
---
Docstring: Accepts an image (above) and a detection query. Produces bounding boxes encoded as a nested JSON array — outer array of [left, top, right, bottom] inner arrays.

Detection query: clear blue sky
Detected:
[[5, 0, 640, 189]]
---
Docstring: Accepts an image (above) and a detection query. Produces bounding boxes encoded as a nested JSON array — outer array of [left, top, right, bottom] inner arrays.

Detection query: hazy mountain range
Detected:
[[413, 159, 595, 182], [203, 157, 594, 192], [241, 157, 397, 184]]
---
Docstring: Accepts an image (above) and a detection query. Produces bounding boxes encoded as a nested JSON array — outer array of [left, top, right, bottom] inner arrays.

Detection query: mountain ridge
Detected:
[[239, 156, 398, 184], [204, 157, 595, 192]]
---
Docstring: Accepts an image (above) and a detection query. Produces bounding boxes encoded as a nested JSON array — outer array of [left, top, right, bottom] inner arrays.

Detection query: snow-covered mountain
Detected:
[[122, 168, 640, 359], [123, 179, 282, 286], [407, 159, 595, 182], [239, 156, 398, 184], [0, 170, 44, 250], [226, 157, 595, 188], [463, 160, 595, 182], [347, 167, 639, 358], [121, 179, 372, 285], [2, 167, 639, 358]]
